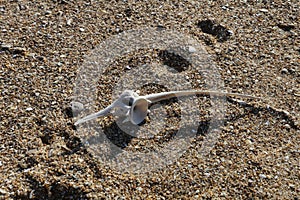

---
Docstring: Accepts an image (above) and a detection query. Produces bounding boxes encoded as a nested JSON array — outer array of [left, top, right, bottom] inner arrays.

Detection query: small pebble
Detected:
[[26, 107, 33, 111], [245, 139, 252, 145], [0, 188, 7, 194], [281, 68, 288, 74], [125, 65, 131, 70], [259, 8, 268, 12], [67, 19, 72, 26], [188, 46, 196, 53], [204, 172, 210, 177], [0, 43, 12, 50], [284, 124, 290, 129], [71, 102, 84, 112], [259, 174, 267, 179]]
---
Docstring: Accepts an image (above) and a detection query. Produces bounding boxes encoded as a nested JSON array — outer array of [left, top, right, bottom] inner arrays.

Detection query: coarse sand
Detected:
[[0, 0, 299, 199]]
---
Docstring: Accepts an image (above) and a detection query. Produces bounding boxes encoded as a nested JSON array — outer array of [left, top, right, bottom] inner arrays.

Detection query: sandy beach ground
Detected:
[[0, 0, 299, 199]]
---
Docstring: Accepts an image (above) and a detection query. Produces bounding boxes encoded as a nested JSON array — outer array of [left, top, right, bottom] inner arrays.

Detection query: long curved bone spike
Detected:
[[143, 90, 260, 103], [74, 104, 114, 125]]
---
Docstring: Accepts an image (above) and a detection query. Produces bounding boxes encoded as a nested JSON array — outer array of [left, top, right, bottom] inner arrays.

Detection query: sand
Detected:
[[0, 0, 299, 199]]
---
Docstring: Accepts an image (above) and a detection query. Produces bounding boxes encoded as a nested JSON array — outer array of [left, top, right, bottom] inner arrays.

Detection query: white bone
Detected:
[[74, 104, 114, 125], [74, 89, 260, 126], [122, 117, 130, 123]]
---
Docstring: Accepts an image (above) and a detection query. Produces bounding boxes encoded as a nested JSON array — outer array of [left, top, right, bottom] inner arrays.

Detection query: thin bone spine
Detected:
[[144, 90, 260, 103], [74, 104, 113, 125]]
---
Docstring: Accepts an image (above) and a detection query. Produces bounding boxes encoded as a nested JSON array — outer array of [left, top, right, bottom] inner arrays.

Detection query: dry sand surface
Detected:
[[0, 0, 299, 199]]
